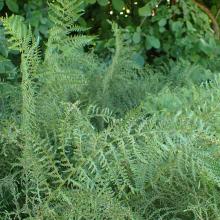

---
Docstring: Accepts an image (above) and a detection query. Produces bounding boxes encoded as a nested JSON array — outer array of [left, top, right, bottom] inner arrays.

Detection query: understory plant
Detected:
[[1, 0, 220, 219]]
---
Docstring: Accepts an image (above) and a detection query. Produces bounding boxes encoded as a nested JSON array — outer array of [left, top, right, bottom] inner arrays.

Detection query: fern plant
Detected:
[[86, 24, 151, 119], [1, 0, 220, 219]]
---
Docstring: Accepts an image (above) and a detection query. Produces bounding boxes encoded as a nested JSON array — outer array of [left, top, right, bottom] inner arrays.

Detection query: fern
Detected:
[[85, 24, 152, 120], [1, 0, 220, 219]]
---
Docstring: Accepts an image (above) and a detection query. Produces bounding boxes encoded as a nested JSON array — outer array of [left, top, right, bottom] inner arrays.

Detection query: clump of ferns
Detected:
[[2, 0, 220, 219]]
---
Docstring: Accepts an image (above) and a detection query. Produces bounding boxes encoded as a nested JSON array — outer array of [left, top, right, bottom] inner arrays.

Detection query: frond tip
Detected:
[[49, 0, 84, 29]]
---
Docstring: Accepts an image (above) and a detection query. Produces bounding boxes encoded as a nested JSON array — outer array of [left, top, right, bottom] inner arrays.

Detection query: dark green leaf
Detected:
[[6, 0, 19, 13], [112, 0, 124, 11], [0, 0, 4, 11]]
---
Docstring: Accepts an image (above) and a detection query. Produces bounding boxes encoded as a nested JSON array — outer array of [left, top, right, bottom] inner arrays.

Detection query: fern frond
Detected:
[[48, 0, 84, 29], [1, 15, 30, 51]]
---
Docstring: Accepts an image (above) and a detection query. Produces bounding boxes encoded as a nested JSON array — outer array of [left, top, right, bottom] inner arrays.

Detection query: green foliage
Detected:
[[0, 25, 17, 81], [1, 0, 220, 81], [139, 1, 217, 60], [1, 0, 220, 219], [0, 0, 50, 36], [0, 0, 51, 81], [87, 0, 220, 65], [84, 24, 152, 119]]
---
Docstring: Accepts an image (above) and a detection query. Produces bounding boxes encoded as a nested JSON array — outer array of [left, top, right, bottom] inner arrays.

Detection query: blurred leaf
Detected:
[[171, 21, 183, 32], [85, 0, 96, 3], [6, 0, 19, 13], [0, 0, 4, 11], [158, 18, 166, 27], [28, 10, 42, 27], [133, 32, 141, 44], [97, 0, 108, 6], [132, 53, 145, 67], [0, 28, 8, 57], [112, 0, 124, 11], [146, 35, 160, 49], [0, 55, 16, 80], [138, 4, 151, 17]]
